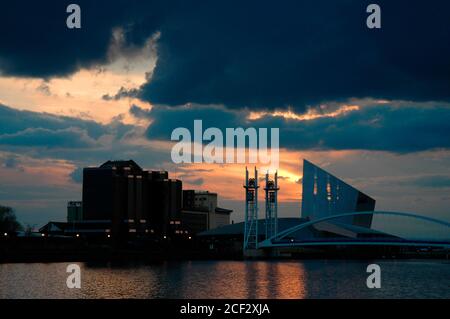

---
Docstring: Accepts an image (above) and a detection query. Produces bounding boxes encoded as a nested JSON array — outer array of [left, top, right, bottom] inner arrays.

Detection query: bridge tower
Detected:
[[264, 171, 280, 239], [244, 167, 259, 250]]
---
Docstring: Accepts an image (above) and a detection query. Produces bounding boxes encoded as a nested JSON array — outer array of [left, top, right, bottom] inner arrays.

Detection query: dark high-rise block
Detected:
[[82, 167, 117, 221], [82, 160, 182, 237], [169, 179, 182, 220], [148, 179, 182, 234]]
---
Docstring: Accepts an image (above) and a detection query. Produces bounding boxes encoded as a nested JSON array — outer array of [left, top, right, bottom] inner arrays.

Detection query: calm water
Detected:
[[0, 260, 449, 299]]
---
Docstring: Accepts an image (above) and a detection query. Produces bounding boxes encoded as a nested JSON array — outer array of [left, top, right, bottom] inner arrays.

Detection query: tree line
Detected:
[[0, 205, 22, 233]]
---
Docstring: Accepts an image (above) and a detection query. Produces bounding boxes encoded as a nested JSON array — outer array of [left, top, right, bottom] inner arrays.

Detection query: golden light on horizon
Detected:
[[248, 104, 360, 122]]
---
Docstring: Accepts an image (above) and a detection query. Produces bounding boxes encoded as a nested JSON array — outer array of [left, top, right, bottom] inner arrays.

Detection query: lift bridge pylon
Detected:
[[264, 171, 279, 240], [244, 167, 259, 250]]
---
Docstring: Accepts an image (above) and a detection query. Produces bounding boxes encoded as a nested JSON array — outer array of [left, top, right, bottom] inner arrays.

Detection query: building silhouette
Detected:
[[82, 160, 182, 238], [181, 190, 232, 234], [40, 160, 233, 240]]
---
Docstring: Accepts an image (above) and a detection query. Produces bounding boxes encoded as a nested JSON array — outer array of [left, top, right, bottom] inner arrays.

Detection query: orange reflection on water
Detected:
[[206, 261, 307, 299], [0, 261, 309, 299]]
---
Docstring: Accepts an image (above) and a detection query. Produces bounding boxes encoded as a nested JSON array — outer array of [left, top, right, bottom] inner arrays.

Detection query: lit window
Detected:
[[313, 174, 318, 196]]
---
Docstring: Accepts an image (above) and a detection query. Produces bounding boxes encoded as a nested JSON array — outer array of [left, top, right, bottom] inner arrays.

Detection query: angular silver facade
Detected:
[[301, 159, 375, 228]]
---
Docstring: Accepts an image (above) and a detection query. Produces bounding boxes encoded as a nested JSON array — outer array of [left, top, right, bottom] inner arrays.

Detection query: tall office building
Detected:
[[82, 160, 182, 237], [150, 178, 182, 234]]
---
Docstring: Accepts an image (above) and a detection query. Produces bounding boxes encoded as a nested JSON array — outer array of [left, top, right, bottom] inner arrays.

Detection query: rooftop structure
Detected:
[[181, 190, 233, 234]]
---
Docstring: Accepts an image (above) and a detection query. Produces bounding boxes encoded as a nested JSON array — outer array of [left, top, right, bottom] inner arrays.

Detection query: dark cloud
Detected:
[[139, 0, 450, 110], [0, 104, 171, 168], [1, 1, 449, 111], [142, 104, 240, 139], [133, 102, 450, 153], [129, 104, 151, 119], [102, 87, 139, 101], [0, 127, 97, 148], [277, 103, 450, 153], [0, 0, 166, 78], [0, 104, 134, 148], [0, 104, 105, 138]]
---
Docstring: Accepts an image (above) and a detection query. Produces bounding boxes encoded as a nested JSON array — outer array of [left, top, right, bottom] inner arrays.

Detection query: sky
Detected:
[[0, 0, 450, 228]]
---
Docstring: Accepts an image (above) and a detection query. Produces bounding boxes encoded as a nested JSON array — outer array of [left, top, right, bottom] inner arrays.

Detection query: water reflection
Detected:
[[0, 260, 448, 299]]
